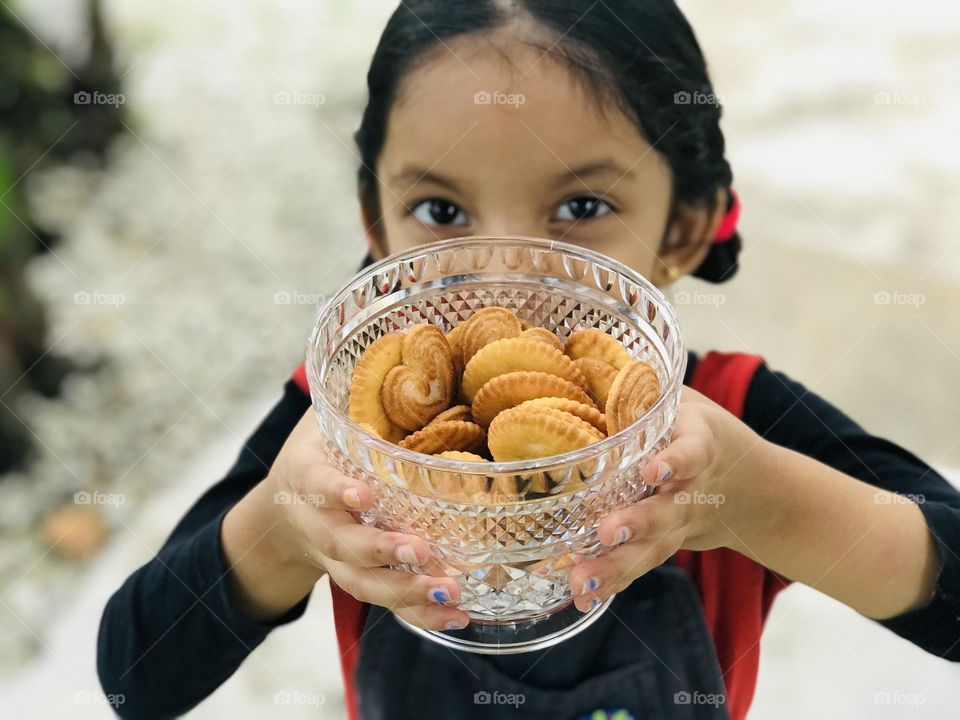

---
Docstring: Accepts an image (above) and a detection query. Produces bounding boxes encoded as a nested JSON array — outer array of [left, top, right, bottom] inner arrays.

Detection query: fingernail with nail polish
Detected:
[[343, 487, 361, 508], [589, 597, 600, 609], [429, 586, 450, 604], [659, 463, 673, 483], [581, 577, 600, 594], [395, 544, 418, 565], [445, 619, 468, 630], [615, 526, 632, 545]]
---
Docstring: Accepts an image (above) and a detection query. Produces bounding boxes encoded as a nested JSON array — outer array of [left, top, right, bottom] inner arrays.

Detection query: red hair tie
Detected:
[[713, 189, 740, 243]]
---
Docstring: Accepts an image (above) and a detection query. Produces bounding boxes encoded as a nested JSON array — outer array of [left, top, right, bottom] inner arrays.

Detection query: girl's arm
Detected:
[[567, 363, 960, 658], [97, 381, 314, 719]]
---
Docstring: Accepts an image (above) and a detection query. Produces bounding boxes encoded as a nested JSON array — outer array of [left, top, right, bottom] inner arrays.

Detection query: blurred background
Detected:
[[0, 0, 958, 717]]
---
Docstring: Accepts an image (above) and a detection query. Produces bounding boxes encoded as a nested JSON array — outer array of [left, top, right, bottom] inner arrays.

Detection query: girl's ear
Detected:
[[651, 187, 728, 286], [359, 201, 388, 261]]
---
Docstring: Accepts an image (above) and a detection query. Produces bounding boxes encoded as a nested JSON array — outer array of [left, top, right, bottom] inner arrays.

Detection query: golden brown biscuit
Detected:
[[461, 337, 588, 401], [459, 307, 523, 364], [516, 396, 607, 435], [398, 420, 485, 455], [571, 357, 619, 412], [427, 404, 472, 425], [605, 359, 661, 435], [381, 324, 455, 430], [565, 328, 632, 370], [348, 333, 407, 442], [471, 370, 595, 427], [446, 323, 466, 378], [488, 405, 604, 461], [519, 327, 564, 353]]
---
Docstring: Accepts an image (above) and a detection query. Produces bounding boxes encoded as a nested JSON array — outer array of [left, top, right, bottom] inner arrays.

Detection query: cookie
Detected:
[[381, 324, 456, 430], [519, 326, 564, 353], [488, 405, 604, 461], [571, 357, 618, 412], [348, 333, 406, 442], [459, 306, 523, 364], [515, 396, 607, 435], [564, 328, 631, 370], [427, 404, 473, 425], [398, 420, 486, 455], [461, 337, 588, 401], [605, 359, 661, 435], [471, 370, 595, 427]]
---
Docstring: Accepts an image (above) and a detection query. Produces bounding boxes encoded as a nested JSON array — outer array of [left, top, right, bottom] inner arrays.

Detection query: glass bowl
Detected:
[[305, 236, 686, 653]]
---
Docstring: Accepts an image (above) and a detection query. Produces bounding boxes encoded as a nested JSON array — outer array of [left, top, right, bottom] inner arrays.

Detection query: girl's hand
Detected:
[[226, 409, 470, 631], [566, 387, 766, 612]]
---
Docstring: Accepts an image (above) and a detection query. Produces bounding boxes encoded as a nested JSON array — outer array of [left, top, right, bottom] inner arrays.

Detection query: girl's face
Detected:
[[365, 37, 721, 287]]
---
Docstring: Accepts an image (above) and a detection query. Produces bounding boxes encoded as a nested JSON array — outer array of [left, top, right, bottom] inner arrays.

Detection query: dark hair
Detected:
[[354, 0, 741, 283]]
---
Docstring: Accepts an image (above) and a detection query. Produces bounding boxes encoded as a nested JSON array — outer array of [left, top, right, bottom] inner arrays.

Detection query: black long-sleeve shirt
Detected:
[[97, 353, 960, 718]]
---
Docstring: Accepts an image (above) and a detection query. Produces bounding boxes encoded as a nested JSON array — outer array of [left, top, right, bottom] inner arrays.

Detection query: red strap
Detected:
[[291, 363, 309, 396], [674, 350, 790, 720]]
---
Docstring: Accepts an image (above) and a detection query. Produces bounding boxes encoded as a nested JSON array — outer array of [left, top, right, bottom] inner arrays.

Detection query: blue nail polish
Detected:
[[659, 464, 673, 482], [589, 597, 600, 609], [587, 577, 599, 592], [431, 587, 449, 604]]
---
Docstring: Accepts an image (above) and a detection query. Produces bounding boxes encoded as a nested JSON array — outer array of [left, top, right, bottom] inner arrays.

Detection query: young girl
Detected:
[[97, 2, 960, 718]]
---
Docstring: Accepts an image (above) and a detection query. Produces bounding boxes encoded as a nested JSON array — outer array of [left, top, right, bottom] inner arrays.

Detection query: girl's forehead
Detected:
[[382, 39, 665, 185]]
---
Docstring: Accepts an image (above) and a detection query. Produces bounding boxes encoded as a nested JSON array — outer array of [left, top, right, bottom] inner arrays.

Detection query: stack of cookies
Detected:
[[348, 307, 661, 472]]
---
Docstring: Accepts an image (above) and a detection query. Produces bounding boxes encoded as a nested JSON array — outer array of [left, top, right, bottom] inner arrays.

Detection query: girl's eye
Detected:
[[553, 195, 614, 222], [410, 199, 469, 227]]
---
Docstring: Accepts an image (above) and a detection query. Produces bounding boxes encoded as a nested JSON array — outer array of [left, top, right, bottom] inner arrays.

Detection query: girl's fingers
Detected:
[[394, 603, 471, 632], [325, 560, 464, 612], [284, 468, 376, 512], [567, 530, 685, 610], [644, 407, 714, 486], [312, 514, 433, 569], [596, 491, 680, 547]]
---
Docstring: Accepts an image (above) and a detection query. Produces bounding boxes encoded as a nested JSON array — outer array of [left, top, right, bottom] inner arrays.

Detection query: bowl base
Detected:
[[393, 594, 615, 654]]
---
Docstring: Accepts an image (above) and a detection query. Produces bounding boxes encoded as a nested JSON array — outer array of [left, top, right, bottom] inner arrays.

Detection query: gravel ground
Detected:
[[3, 0, 959, 717]]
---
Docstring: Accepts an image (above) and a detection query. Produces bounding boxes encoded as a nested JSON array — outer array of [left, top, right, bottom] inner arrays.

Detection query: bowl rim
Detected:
[[306, 234, 686, 475]]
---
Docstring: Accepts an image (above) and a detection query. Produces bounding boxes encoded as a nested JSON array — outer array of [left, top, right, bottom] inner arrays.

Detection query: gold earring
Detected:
[[666, 266, 681, 282]]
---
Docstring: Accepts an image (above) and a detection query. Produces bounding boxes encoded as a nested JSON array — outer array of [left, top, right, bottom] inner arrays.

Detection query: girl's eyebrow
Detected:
[[388, 167, 467, 193], [551, 160, 634, 188]]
